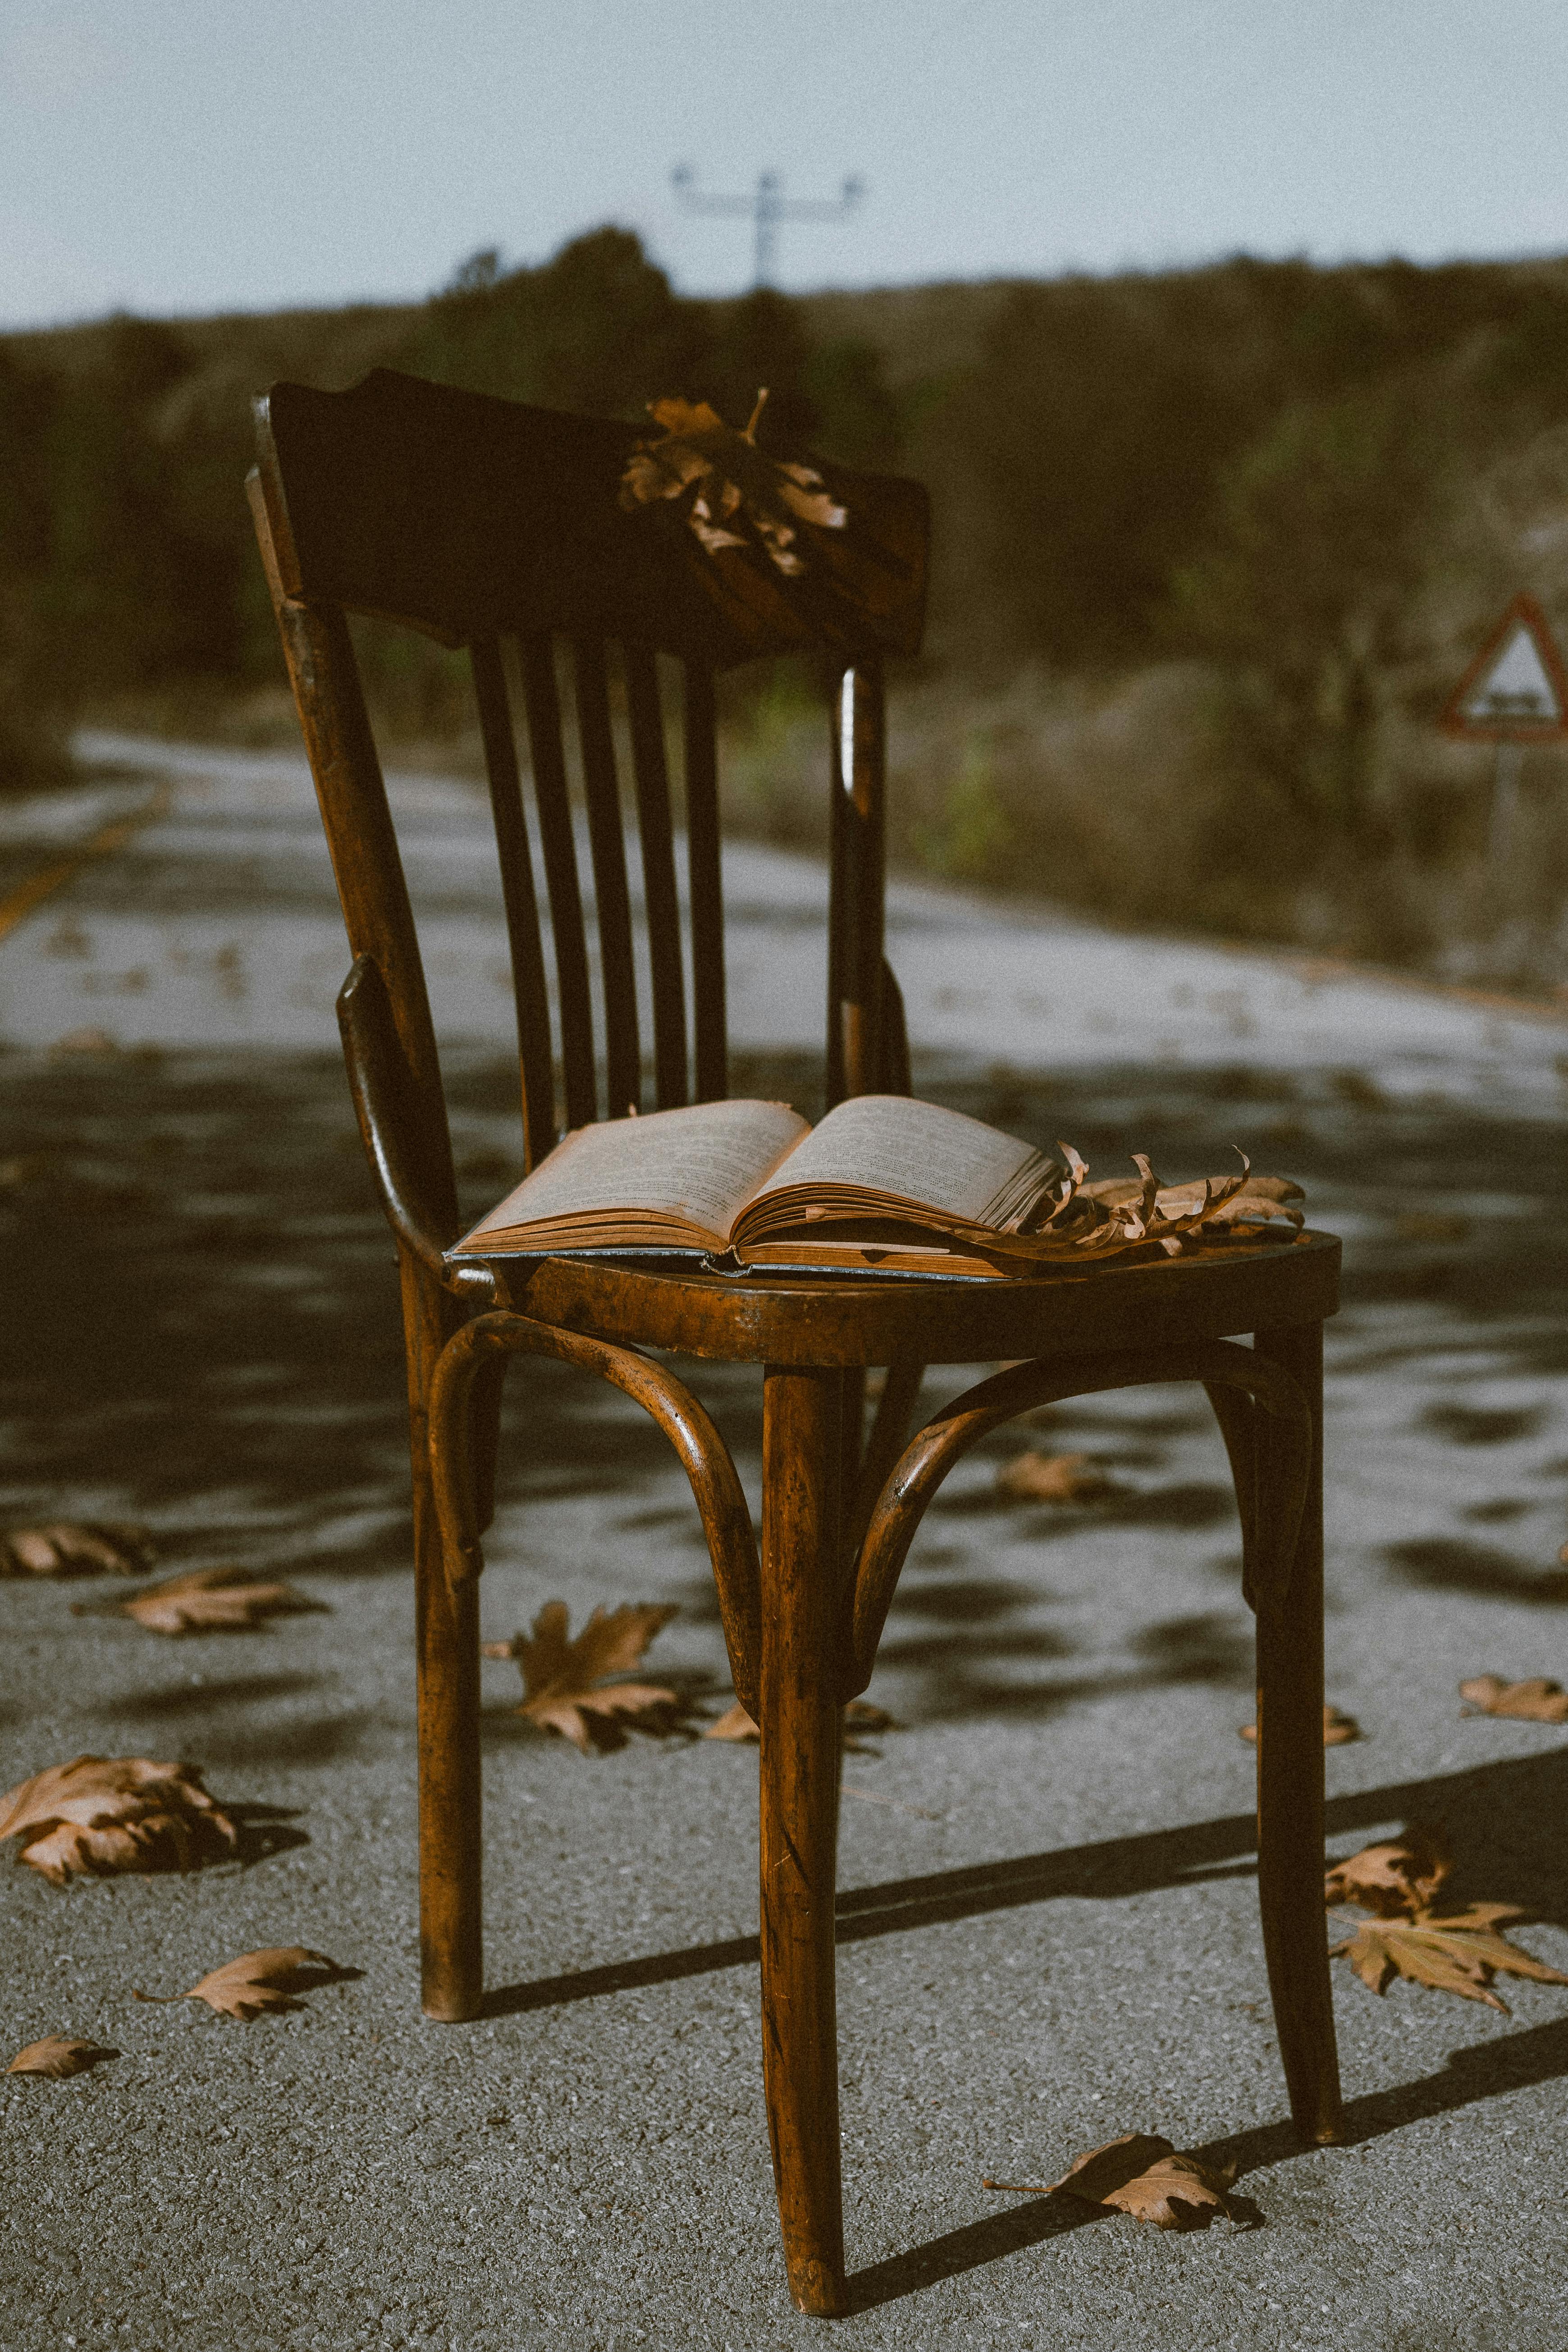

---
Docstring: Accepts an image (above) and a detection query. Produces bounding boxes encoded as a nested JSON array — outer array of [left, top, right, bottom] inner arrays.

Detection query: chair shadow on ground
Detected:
[[480, 1743, 1568, 2307]]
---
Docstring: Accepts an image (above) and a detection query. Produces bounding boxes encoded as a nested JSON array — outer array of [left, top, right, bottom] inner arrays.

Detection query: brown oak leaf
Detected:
[[985, 2132, 1240, 2229], [1459, 1674, 1568, 1723], [96, 1566, 328, 1635], [8, 2035, 118, 2078], [2, 1521, 155, 1578], [0, 1754, 238, 1883], [996, 1450, 1113, 1503], [484, 1601, 679, 1752], [1324, 1827, 1450, 1917], [1241, 1701, 1361, 1746], [135, 1947, 340, 2021], [1331, 1904, 1568, 2012]]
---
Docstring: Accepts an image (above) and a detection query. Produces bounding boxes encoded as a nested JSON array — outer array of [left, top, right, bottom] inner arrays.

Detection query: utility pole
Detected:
[[670, 166, 864, 289]]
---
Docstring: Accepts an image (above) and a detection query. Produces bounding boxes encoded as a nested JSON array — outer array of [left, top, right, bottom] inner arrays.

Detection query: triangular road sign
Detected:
[[1442, 593, 1568, 742]]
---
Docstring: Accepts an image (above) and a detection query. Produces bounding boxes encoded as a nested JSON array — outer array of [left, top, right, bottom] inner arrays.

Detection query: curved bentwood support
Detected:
[[846, 1340, 1311, 1698], [428, 1309, 763, 1718]]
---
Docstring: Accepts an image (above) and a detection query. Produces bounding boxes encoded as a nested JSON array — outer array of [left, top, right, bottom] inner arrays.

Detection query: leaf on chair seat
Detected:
[[0, 1754, 239, 1883], [985, 2132, 1241, 2229], [1240, 1701, 1361, 1747], [1459, 1673, 1568, 1722], [8, 2035, 119, 2078], [1324, 1827, 1450, 1916], [996, 1450, 1113, 1503], [1330, 1905, 1568, 2012], [97, 1566, 328, 1635], [484, 1602, 679, 1753], [135, 1947, 341, 2021], [2, 1522, 155, 1578]]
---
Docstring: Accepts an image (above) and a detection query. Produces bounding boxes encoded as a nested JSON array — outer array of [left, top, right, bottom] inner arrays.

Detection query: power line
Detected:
[[670, 166, 865, 289]]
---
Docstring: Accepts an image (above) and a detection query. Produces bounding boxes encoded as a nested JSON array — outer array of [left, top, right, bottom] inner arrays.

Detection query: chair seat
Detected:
[[481, 1228, 1340, 1365]]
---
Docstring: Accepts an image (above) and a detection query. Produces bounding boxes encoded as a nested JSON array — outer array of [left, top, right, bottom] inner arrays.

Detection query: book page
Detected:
[[458, 1098, 808, 1249], [745, 1095, 1039, 1224]]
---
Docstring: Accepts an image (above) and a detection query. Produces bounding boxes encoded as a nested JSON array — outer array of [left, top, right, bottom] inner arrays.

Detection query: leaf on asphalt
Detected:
[[985, 2132, 1240, 2229], [2, 1521, 155, 1578], [7, 2035, 118, 2078], [996, 1449, 1113, 1503], [703, 1698, 898, 1749], [483, 1601, 679, 1752], [1330, 1905, 1568, 2012], [0, 1754, 238, 1884], [136, 1947, 339, 2022], [102, 1566, 328, 1635], [1459, 1674, 1568, 1723], [1324, 1827, 1450, 1917], [1240, 1701, 1361, 1746]]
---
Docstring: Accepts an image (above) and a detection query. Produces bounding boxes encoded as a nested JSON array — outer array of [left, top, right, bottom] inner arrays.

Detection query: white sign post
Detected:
[[1440, 594, 1568, 865]]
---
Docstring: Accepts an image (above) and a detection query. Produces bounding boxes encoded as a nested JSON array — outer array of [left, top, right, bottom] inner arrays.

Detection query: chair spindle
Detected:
[[471, 635, 556, 1170], [624, 645, 689, 1110], [519, 631, 596, 1133], [682, 661, 727, 1104], [571, 636, 642, 1119]]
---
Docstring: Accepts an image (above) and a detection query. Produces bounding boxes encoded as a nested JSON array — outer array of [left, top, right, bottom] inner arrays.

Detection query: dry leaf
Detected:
[[1331, 1904, 1568, 2013], [484, 1601, 679, 1752], [136, 1947, 339, 2022], [986, 2132, 1240, 2229], [1459, 1674, 1568, 1723], [8, 2035, 118, 2078], [0, 1754, 238, 1884], [619, 391, 846, 578], [1240, 1701, 1361, 1746], [996, 1449, 1112, 1503], [1324, 1827, 1450, 1917], [100, 1565, 327, 1635], [2, 1521, 155, 1578], [703, 1698, 897, 1749]]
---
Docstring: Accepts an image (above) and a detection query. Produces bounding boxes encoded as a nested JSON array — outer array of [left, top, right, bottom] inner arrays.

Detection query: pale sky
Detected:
[[3, 1, 1565, 330]]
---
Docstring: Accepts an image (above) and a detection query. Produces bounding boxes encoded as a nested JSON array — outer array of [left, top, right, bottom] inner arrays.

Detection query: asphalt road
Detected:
[[3, 737, 1568, 2352]]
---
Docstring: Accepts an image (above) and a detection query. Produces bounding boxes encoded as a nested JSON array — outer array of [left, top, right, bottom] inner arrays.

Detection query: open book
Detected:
[[448, 1095, 1303, 1280]]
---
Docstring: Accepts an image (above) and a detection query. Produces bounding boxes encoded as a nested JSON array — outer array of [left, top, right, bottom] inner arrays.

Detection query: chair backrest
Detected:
[[247, 367, 929, 1258]]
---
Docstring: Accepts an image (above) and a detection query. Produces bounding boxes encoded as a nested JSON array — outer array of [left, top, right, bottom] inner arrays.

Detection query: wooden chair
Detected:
[[248, 367, 1344, 2317]]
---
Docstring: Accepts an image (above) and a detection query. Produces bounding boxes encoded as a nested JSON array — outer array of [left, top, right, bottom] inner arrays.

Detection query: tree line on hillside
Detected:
[[5, 229, 1568, 972]]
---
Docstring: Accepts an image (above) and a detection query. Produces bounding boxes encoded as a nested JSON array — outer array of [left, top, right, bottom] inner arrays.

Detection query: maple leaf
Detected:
[[996, 1449, 1112, 1503], [483, 1601, 679, 1752], [1324, 1827, 1450, 1917], [135, 1947, 341, 2021], [1459, 1674, 1568, 1723], [619, 391, 846, 578], [984, 2133, 1241, 2229], [703, 1698, 897, 1751], [1240, 1701, 1361, 1746], [90, 1565, 328, 1635], [0, 1754, 238, 1884], [2, 1521, 155, 1578], [1330, 1904, 1568, 2013], [7, 2035, 118, 2078]]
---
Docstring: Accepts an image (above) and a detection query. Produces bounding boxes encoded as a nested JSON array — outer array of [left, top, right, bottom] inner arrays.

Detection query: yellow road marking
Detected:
[[0, 780, 174, 947]]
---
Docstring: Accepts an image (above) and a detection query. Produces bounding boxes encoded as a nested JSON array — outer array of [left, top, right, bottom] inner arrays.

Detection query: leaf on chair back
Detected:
[[484, 1602, 679, 1753], [1330, 1905, 1568, 2012], [1239, 1701, 1361, 1747], [1324, 1827, 1450, 1916], [91, 1566, 328, 1635], [1459, 1674, 1568, 1723], [8, 2035, 119, 2078], [995, 1450, 1112, 1503], [2, 1521, 155, 1578], [0, 1755, 238, 1883], [135, 1947, 342, 2021], [619, 392, 846, 578], [984, 2132, 1241, 2229]]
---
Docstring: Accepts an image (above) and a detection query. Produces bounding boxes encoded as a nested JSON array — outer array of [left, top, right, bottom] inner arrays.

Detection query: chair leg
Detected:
[[405, 1258, 484, 2022], [1253, 1321, 1344, 2144], [759, 1365, 848, 2317]]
